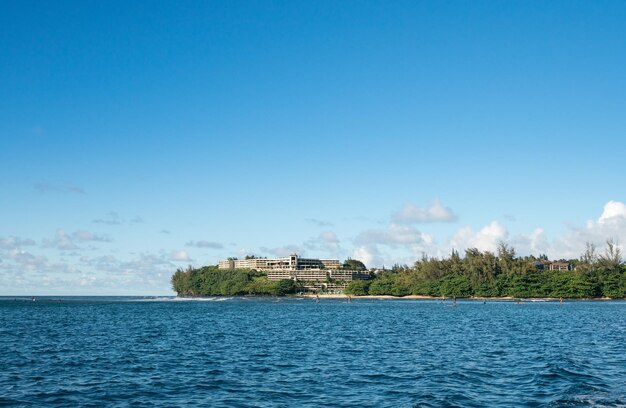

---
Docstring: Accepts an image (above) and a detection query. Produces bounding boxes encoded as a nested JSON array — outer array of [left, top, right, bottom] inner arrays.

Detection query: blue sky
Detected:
[[1, 1, 626, 295]]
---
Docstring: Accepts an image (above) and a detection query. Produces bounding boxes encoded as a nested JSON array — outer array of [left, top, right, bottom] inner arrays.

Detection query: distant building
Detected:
[[219, 255, 341, 271], [533, 259, 551, 270], [218, 254, 369, 291], [549, 261, 572, 271]]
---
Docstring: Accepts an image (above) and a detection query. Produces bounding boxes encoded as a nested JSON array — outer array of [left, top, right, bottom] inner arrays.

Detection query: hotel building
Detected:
[[218, 254, 370, 291]]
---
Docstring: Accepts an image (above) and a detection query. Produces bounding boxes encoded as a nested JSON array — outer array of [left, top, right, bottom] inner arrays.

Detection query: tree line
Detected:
[[171, 241, 625, 298], [345, 241, 625, 298], [171, 266, 296, 296]]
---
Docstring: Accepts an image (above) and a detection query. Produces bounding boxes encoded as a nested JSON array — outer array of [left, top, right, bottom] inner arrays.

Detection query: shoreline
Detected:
[[298, 294, 620, 301]]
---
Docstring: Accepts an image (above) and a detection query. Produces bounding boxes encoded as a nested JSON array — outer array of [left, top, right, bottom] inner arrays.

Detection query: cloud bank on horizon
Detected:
[[350, 200, 626, 268], [1, 200, 625, 295]]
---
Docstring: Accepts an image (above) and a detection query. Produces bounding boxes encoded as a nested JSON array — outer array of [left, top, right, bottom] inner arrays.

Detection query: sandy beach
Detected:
[[299, 294, 617, 301]]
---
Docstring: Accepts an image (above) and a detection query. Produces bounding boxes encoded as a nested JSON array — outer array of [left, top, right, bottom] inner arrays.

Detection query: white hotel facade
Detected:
[[218, 254, 370, 291]]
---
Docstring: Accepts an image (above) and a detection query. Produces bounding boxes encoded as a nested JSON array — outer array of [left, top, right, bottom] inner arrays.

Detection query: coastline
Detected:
[[299, 294, 619, 301]]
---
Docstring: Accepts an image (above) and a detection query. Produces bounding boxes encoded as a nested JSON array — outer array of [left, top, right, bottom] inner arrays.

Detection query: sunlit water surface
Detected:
[[1, 297, 624, 407]]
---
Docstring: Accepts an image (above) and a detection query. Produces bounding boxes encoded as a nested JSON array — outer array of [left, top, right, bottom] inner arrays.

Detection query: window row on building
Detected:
[[266, 269, 371, 282], [218, 254, 341, 271]]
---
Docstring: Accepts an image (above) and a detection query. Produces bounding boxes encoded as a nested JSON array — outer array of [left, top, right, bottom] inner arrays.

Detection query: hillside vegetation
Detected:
[[171, 266, 296, 296], [345, 242, 626, 298]]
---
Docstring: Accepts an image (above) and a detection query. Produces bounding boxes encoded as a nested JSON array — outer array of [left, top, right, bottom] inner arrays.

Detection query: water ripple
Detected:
[[0, 298, 624, 406]]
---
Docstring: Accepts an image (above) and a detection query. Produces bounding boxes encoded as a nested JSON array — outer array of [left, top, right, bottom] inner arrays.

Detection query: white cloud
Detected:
[[130, 216, 144, 224], [93, 211, 123, 225], [510, 228, 549, 256], [72, 230, 112, 242], [170, 250, 191, 262], [444, 201, 626, 260], [449, 221, 508, 253], [41, 229, 112, 251], [33, 182, 85, 194], [304, 231, 342, 257], [42, 229, 79, 251], [352, 223, 436, 267], [78, 275, 97, 287], [260, 245, 303, 258], [83, 253, 175, 279], [93, 212, 143, 226], [320, 231, 339, 243], [305, 218, 334, 227], [547, 200, 626, 259], [347, 200, 626, 266], [7, 249, 48, 269], [0, 246, 185, 295], [392, 199, 457, 223], [598, 200, 626, 224], [352, 245, 379, 269], [348, 200, 454, 266], [186, 240, 224, 249], [0, 236, 37, 249], [357, 224, 429, 247]]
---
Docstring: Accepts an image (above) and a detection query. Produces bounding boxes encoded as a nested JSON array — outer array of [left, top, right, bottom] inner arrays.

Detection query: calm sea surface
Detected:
[[0, 297, 624, 407]]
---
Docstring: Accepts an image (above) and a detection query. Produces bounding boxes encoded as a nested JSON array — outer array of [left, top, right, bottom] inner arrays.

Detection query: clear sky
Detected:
[[1, 1, 625, 295]]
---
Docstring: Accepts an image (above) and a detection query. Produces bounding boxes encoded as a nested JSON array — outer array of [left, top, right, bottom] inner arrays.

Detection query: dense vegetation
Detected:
[[171, 266, 296, 296], [342, 259, 367, 270], [345, 241, 626, 298], [172, 242, 625, 298]]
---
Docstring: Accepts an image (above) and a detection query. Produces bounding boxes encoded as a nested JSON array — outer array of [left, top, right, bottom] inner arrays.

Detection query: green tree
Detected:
[[368, 274, 398, 295], [344, 280, 371, 295], [274, 279, 296, 295], [439, 274, 471, 297], [343, 258, 367, 270], [598, 239, 623, 272], [578, 242, 597, 274]]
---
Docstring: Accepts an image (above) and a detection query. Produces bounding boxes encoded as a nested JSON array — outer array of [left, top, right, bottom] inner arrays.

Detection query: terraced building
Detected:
[[218, 254, 370, 292]]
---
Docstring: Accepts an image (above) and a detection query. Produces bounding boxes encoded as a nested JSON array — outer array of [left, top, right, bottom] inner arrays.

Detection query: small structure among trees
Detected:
[[344, 239, 625, 298]]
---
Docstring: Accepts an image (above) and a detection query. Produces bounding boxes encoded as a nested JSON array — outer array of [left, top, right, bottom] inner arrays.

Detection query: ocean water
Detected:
[[0, 297, 624, 407]]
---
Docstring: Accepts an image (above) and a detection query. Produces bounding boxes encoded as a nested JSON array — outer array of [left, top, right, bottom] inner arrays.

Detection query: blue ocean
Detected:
[[1, 297, 624, 407]]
